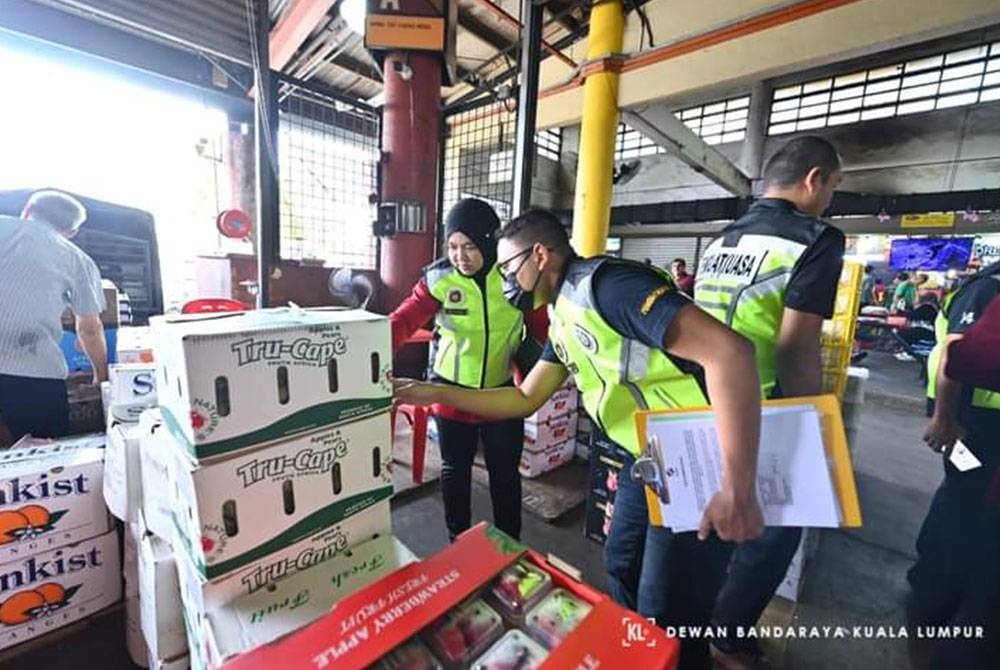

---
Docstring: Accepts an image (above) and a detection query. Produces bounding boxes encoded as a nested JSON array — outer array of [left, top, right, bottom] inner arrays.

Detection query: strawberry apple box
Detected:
[[219, 524, 679, 670]]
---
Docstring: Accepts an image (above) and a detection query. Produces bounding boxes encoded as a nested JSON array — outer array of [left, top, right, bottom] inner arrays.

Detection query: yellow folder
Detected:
[[634, 394, 862, 529]]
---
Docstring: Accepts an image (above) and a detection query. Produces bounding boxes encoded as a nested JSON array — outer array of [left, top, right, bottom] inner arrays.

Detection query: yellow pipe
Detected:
[[571, 0, 625, 257]]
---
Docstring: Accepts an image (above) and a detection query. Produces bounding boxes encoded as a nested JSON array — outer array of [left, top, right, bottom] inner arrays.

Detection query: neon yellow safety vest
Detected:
[[548, 257, 707, 457], [926, 274, 1000, 411], [425, 260, 525, 389], [695, 210, 831, 396]]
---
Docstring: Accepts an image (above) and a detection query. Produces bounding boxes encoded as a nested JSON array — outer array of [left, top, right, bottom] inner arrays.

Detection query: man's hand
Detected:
[[922, 415, 963, 454], [393, 379, 439, 407], [698, 489, 764, 543]]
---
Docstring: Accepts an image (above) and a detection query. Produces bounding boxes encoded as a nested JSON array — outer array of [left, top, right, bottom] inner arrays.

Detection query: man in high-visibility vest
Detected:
[[912, 261, 1000, 669], [397, 209, 764, 670], [695, 136, 846, 669]]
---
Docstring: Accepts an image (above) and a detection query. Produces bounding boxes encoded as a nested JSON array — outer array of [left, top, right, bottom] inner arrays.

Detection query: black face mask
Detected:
[[503, 263, 543, 311]]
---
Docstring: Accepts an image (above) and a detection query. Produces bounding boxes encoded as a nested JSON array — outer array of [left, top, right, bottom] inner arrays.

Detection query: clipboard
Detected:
[[633, 394, 862, 529]]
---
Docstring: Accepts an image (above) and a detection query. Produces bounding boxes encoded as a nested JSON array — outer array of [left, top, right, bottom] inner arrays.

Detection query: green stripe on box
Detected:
[[161, 397, 392, 460], [198, 485, 393, 579]]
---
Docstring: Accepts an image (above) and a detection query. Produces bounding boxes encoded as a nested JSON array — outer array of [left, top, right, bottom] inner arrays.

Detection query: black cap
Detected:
[[444, 198, 501, 268]]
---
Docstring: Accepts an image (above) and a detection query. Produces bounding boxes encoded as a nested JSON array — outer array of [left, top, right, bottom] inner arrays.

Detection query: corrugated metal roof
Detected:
[[37, 0, 260, 63], [31, 0, 588, 101]]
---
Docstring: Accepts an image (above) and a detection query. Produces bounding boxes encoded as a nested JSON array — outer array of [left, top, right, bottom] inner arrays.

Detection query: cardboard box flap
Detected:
[[1, 434, 105, 466], [0, 443, 105, 476], [207, 535, 418, 665], [153, 308, 386, 337]]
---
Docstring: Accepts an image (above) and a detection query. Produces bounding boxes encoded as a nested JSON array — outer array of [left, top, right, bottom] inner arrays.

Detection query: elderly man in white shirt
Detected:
[[0, 190, 108, 443]]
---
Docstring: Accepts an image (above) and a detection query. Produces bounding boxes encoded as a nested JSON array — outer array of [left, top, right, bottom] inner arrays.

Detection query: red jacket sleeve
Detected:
[[390, 278, 440, 353], [524, 304, 550, 345]]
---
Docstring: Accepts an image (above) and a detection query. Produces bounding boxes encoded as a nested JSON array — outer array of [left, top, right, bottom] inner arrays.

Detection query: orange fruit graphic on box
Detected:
[[0, 582, 78, 625], [0, 506, 67, 544]]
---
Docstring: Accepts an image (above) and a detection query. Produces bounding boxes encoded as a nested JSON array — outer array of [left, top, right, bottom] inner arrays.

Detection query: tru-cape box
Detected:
[[199, 535, 417, 669], [0, 441, 110, 563], [169, 413, 394, 580], [175, 500, 392, 629], [151, 308, 392, 460]]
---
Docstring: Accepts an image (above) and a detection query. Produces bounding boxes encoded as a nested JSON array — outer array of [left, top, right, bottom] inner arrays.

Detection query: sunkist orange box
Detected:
[[0, 528, 122, 650], [0, 436, 110, 564], [219, 524, 679, 670]]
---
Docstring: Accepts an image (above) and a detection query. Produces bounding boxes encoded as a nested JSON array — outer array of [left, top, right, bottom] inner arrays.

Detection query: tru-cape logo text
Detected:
[[239, 530, 350, 593], [235, 442, 349, 487], [230, 336, 348, 367]]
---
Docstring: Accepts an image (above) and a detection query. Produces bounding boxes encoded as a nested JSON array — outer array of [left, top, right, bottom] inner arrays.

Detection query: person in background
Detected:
[[397, 209, 764, 670], [0, 190, 107, 444], [872, 277, 887, 307], [913, 260, 1000, 669], [892, 272, 920, 313], [671, 257, 695, 296], [860, 265, 876, 308], [389, 198, 548, 541], [696, 135, 845, 670]]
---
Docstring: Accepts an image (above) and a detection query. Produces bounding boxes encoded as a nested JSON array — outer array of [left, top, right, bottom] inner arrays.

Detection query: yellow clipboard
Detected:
[[634, 394, 862, 529]]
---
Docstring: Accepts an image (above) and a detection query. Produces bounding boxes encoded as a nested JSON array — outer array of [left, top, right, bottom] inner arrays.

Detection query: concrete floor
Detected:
[[4, 382, 943, 670]]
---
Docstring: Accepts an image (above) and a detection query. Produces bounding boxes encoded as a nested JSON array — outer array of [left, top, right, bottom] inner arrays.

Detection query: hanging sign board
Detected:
[[365, 0, 446, 51], [363, 0, 457, 84], [900, 213, 956, 229], [365, 15, 445, 51]]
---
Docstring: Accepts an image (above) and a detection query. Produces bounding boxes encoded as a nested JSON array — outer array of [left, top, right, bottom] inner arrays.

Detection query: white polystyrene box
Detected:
[[104, 422, 144, 522]]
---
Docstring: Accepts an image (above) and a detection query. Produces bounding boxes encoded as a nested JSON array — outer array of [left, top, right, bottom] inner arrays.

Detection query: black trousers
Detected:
[[0, 374, 70, 442], [435, 416, 524, 540], [908, 432, 1000, 670]]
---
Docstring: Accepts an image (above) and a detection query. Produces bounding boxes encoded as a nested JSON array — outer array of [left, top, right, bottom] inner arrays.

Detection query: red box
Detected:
[[220, 524, 678, 670]]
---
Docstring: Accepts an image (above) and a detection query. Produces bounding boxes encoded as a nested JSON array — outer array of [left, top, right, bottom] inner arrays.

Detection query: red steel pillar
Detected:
[[378, 51, 441, 312]]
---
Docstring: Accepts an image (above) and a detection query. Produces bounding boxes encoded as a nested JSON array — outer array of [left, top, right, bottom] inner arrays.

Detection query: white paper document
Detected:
[[643, 405, 841, 532]]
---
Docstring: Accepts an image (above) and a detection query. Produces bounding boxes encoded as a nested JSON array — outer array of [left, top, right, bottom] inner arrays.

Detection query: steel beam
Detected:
[[269, 0, 338, 71], [254, 0, 281, 308], [594, 188, 1000, 226], [619, 107, 752, 197], [512, 0, 544, 216]]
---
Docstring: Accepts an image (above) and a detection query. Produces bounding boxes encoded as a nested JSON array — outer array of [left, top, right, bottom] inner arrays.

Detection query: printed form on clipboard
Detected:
[[633, 395, 862, 532]]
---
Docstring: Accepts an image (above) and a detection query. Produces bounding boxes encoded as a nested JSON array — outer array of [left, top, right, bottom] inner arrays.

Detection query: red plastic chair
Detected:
[[391, 403, 429, 484], [392, 328, 434, 484], [181, 298, 249, 314]]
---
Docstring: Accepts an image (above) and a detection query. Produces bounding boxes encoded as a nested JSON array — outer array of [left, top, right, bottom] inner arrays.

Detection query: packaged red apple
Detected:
[[472, 629, 548, 670], [422, 598, 503, 667], [525, 589, 593, 649], [486, 559, 552, 622]]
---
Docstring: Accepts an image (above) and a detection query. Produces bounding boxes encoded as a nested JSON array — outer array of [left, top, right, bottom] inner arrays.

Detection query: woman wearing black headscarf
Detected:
[[390, 199, 548, 540]]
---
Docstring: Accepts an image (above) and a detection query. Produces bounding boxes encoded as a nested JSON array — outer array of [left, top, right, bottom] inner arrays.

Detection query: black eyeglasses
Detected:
[[497, 248, 533, 281]]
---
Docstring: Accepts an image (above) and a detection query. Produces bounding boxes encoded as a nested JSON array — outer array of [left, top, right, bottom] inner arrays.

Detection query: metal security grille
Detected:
[[770, 41, 1000, 135], [278, 82, 380, 269], [441, 98, 519, 225]]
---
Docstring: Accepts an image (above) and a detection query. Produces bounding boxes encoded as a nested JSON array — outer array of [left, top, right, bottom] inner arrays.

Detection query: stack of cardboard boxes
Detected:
[[147, 307, 399, 670], [519, 380, 579, 478], [0, 435, 120, 653]]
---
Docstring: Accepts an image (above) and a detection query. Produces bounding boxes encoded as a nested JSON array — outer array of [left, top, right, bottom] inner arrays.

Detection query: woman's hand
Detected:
[[393, 378, 439, 407]]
